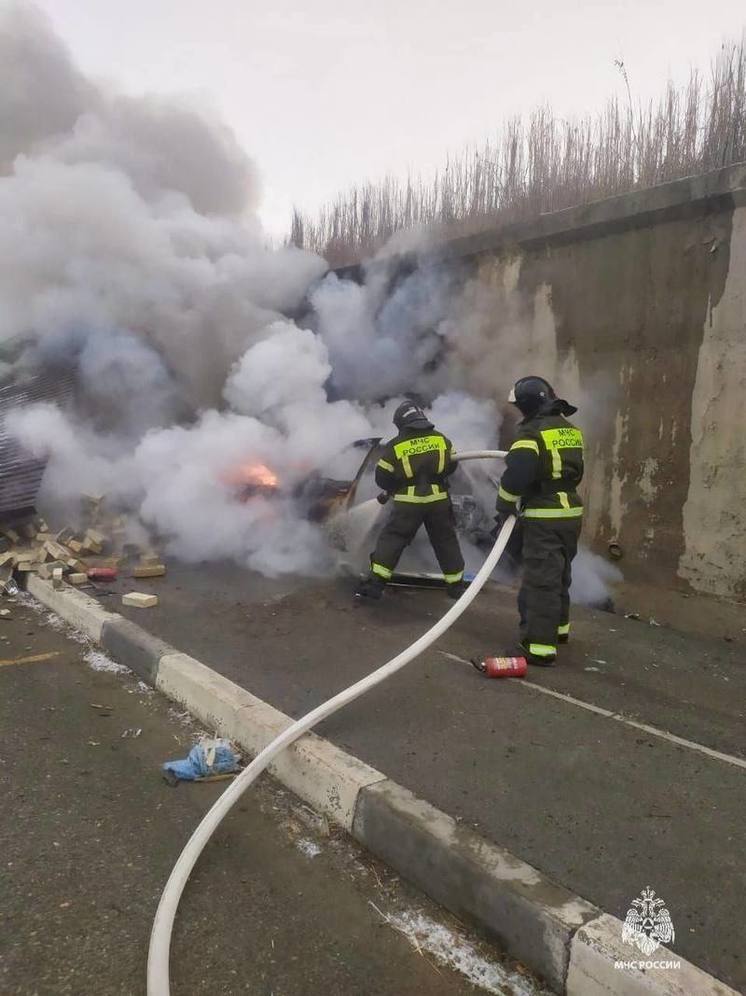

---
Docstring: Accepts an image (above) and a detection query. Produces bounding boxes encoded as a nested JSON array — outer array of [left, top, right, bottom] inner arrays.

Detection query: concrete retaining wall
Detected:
[[357, 166, 746, 600]]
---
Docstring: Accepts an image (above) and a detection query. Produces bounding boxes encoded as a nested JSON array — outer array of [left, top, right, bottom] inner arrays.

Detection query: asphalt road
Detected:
[[102, 561, 746, 991], [0, 595, 545, 996]]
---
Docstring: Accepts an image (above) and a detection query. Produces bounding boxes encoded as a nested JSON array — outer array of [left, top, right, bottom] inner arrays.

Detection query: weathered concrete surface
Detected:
[[354, 779, 598, 993], [367, 165, 746, 600], [566, 913, 737, 996], [100, 615, 172, 684], [1, 598, 521, 996], [87, 563, 746, 991], [469, 176, 743, 600], [26, 571, 119, 642], [679, 201, 746, 600]]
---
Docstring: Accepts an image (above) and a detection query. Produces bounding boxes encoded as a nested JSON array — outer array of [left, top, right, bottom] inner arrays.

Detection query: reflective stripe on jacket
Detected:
[[375, 428, 457, 503], [496, 410, 584, 519]]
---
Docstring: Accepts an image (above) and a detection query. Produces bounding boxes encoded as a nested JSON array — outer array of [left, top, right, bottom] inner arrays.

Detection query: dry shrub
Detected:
[[290, 39, 746, 265]]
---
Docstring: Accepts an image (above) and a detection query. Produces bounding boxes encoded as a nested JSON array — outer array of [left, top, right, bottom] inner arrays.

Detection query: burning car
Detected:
[[222, 438, 499, 578]]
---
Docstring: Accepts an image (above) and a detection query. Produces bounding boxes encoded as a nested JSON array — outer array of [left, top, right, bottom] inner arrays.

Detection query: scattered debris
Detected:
[[296, 838, 323, 858], [369, 904, 542, 995], [624, 611, 640, 620], [122, 592, 158, 608], [295, 803, 331, 838], [0, 651, 61, 669], [121, 727, 142, 739], [1, 568, 18, 597], [87, 567, 118, 581], [84, 528, 107, 553], [132, 564, 166, 579], [162, 737, 240, 784], [0, 503, 166, 597], [84, 649, 129, 674], [193, 772, 238, 783]]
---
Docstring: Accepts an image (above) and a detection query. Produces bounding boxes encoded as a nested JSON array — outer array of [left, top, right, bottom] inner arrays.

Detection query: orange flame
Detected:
[[222, 462, 279, 489]]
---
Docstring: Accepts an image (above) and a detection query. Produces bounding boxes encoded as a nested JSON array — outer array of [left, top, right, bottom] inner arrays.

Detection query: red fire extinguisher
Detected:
[[87, 567, 118, 581], [472, 656, 527, 679]]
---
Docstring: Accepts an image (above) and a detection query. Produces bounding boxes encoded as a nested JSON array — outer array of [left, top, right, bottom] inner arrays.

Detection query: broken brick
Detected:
[[38, 561, 68, 580], [132, 564, 166, 579], [122, 592, 158, 608]]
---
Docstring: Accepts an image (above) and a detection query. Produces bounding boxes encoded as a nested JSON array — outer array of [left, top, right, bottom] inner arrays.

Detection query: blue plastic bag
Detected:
[[163, 738, 239, 782]]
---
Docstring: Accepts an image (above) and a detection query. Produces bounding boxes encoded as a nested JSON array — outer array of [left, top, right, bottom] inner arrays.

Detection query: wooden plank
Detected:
[[0, 651, 61, 669]]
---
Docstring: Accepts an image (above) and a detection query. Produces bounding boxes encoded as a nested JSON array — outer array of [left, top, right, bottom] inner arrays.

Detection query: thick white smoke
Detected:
[[2, 4, 617, 601], [2, 4, 503, 576]]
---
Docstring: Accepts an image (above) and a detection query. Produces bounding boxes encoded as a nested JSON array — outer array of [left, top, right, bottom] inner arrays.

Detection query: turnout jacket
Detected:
[[375, 426, 457, 503], [496, 401, 584, 519]]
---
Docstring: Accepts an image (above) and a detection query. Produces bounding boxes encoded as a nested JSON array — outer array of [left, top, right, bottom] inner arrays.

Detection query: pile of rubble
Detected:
[[0, 495, 165, 608]]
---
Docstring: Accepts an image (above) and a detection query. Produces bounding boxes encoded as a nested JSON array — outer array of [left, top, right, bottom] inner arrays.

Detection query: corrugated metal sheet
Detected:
[[0, 368, 74, 517]]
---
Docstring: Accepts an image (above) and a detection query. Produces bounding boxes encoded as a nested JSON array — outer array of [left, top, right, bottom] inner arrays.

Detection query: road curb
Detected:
[[566, 913, 736, 995], [27, 577, 739, 996], [353, 778, 597, 991], [26, 573, 119, 642], [101, 616, 173, 684], [157, 650, 386, 830]]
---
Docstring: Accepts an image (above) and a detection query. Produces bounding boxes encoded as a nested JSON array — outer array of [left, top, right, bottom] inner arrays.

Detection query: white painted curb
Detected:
[[158, 652, 386, 829], [567, 913, 737, 995], [26, 573, 120, 642]]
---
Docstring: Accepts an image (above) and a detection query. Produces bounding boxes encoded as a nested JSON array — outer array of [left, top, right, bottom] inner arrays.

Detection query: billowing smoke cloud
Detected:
[[2, 4, 617, 600], [310, 263, 464, 402], [0, 1, 323, 415], [0, 4, 509, 578]]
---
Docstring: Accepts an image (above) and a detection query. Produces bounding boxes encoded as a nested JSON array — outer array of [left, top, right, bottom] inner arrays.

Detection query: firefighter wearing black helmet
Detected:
[[355, 401, 465, 601], [495, 376, 584, 666]]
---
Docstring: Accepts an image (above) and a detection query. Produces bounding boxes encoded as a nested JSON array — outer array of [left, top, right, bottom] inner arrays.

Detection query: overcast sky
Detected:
[[36, 0, 746, 236]]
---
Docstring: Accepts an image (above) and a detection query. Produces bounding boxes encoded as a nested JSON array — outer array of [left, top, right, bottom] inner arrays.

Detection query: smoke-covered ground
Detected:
[[1, 2, 617, 602]]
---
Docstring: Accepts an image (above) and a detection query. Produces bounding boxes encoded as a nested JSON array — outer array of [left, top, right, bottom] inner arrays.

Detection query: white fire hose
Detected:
[[147, 450, 511, 995]]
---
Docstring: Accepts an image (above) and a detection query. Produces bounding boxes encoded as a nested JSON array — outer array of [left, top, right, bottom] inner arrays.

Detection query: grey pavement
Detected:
[[98, 562, 746, 991], [0, 595, 543, 996]]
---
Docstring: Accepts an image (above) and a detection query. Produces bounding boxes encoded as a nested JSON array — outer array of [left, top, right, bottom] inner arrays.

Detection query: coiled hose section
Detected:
[[147, 450, 511, 995]]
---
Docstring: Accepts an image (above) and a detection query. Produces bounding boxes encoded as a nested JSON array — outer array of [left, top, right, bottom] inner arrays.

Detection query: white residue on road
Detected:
[[385, 909, 547, 995], [84, 649, 129, 674], [296, 838, 323, 859]]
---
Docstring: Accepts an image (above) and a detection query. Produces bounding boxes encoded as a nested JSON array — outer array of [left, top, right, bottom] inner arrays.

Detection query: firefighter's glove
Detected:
[[376, 492, 390, 505], [495, 495, 517, 516], [490, 512, 509, 541]]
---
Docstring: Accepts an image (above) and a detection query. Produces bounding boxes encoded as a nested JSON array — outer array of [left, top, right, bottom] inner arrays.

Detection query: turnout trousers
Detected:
[[517, 518, 581, 660], [370, 500, 465, 586]]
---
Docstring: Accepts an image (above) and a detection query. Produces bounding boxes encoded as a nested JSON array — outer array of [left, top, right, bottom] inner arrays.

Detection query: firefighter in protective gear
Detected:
[[495, 376, 584, 666], [355, 401, 465, 601]]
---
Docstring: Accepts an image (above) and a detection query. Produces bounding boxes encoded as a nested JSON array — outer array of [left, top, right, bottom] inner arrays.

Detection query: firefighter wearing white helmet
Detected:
[[495, 376, 584, 666], [355, 400, 465, 601]]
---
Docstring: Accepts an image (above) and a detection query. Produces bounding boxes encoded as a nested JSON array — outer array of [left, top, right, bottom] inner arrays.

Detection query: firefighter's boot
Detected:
[[520, 641, 557, 667], [446, 579, 468, 600], [354, 577, 386, 601]]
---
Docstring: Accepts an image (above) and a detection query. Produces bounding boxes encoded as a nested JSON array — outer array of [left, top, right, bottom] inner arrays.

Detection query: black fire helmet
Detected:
[[393, 400, 434, 431], [508, 376, 577, 418]]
